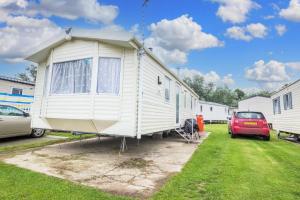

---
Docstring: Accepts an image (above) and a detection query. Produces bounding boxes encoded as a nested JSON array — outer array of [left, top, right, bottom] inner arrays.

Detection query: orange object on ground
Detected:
[[197, 115, 205, 132]]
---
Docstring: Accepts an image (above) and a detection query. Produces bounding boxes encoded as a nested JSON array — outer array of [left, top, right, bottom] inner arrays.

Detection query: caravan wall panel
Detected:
[[140, 54, 198, 134], [271, 81, 300, 134]]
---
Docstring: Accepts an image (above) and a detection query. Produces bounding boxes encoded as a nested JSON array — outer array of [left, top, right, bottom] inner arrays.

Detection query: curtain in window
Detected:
[[74, 59, 91, 93], [50, 58, 91, 94], [97, 57, 121, 94]]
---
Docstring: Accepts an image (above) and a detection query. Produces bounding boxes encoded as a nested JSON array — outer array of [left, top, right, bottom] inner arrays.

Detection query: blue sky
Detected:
[[0, 0, 299, 92]]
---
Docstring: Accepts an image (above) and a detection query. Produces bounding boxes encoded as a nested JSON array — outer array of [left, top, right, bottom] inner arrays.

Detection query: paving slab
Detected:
[[4, 133, 209, 198]]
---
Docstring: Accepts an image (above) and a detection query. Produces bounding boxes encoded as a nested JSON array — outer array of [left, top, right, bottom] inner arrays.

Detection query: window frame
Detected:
[[50, 57, 93, 95], [273, 97, 281, 114], [11, 88, 23, 95], [164, 76, 171, 102], [283, 92, 293, 110], [97, 57, 122, 95]]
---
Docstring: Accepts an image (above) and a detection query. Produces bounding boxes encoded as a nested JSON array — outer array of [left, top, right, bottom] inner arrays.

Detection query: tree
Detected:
[[234, 89, 245, 101], [246, 90, 272, 99], [16, 65, 37, 82]]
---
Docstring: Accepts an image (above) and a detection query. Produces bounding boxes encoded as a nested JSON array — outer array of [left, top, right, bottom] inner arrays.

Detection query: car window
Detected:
[[0, 105, 24, 116], [236, 112, 264, 119]]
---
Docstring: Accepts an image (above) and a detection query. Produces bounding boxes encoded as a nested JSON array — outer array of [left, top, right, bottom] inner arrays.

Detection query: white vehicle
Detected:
[[25, 29, 199, 140], [0, 105, 45, 139]]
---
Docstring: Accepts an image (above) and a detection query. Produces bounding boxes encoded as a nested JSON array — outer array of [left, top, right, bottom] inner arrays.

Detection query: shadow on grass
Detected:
[[0, 135, 36, 144], [230, 134, 268, 142]]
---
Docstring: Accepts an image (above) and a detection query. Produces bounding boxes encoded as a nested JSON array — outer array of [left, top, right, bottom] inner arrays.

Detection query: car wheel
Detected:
[[31, 129, 45, 138], [231, 133, 236, 138], [264, 135, 270, 141]]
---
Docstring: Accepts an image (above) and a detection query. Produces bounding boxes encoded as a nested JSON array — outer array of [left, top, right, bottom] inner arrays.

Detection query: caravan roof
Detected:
[[25, 29, 198, 98]]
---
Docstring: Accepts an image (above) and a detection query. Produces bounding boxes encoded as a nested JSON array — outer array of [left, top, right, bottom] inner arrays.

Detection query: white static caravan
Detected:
[[238, 96, 273, 124], [271, 79, 300, 136], [198, 101, 229, 123], [25, 30, 199, 140]]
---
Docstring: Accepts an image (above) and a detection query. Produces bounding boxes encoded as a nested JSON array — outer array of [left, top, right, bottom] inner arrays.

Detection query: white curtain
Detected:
[[50, 58, 92, 94], [74, 59, 91, 93], [97, 57, 121, 94]]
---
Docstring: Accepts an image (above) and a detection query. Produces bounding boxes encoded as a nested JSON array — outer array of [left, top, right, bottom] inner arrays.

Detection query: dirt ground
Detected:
[[4, 134, 208, 198]]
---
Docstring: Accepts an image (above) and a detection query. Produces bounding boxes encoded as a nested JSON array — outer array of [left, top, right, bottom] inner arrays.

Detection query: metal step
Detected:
[[175, 128, 200, 143]]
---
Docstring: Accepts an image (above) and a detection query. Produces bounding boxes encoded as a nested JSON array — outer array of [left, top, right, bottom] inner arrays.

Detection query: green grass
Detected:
[[0, 125, 299, 200], [0, 132, 96, 153], [0, 162, 129, 200], [152, 124, 300, 200]]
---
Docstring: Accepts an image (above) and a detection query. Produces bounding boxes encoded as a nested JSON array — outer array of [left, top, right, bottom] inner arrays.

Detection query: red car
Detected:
[[228, 111, 270, 141]]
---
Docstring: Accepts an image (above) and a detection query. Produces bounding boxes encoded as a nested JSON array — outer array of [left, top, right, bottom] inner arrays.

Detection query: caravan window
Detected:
[[283, 92, 292, 110], [190, 95, 193, 110], [200, 105, 203, 112], [50, 58, 92, 94], [165, 76, 171, 102], [12, 88, 22, 95], [97, 57, 121, 94], [210, 106, 213, 111], [273, 97, 281, 114]]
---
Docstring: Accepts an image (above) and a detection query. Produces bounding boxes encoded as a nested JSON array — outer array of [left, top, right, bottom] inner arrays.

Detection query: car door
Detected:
[[0, 105, 31, 137]]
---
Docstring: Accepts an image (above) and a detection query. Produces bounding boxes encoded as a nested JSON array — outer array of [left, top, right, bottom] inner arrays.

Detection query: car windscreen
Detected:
[[236, 112, 264, 119]]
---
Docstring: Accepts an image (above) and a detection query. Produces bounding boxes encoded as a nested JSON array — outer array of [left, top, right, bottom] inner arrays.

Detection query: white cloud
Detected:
[[32, 0, 118, 24], [279, 0, 300, 22], [222, 74, 235, 85], [246, 23, 268, 38], [211, 0, 260, 23], [0, 0, 121, 62], [173, 67, 235, 87], [0, 16, 62, 62], [225, 23, 268, 41], [286, 62, 300, 70], [0, 0, 27, 7], [205, 71, 221, 84], [226, 26, 252, 41], [1, 0, 119, 24], [245, 60, 290, 82], [145, 14, 223, 65], [244, 60, 300, 90], [275, 24, 287, 36]]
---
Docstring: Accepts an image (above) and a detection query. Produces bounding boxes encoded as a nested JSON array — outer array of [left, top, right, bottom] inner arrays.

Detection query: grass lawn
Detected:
[[0, 124, 299, 199], [152, 124, 300, 200]]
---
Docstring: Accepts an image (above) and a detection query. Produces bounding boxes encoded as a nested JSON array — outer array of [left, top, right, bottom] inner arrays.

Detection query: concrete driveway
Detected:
[[4, 134, 208, 198], [0, 135, 67, 149]]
